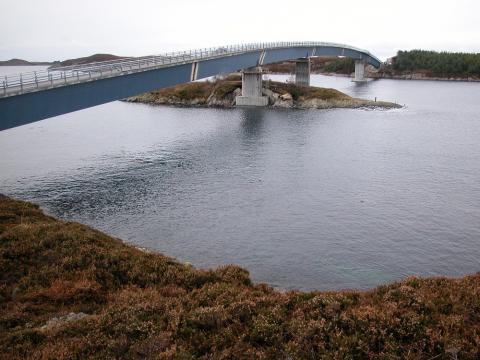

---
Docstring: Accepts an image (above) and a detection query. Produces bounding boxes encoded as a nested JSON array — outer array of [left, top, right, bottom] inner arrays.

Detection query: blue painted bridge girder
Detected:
[[0, 44, 381, 131]]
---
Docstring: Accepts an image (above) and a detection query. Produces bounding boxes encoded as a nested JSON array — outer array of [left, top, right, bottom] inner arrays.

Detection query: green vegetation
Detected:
[[323, 57, 355, 74], [0, 196, 479, 358], [393, 50, 480, 77]]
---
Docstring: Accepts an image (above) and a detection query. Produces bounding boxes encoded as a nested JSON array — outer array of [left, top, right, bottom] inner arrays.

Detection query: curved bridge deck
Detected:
[[0, 42, 381, 130]]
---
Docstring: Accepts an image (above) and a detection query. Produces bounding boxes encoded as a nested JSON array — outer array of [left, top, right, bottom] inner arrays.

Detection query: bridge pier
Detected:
[[235, 67, 268, 106], [353, 60, 367, 82], [295, 58, 310, 86]]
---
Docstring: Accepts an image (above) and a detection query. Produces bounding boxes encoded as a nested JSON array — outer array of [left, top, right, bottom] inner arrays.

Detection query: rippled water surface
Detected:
[[1, 67, 480, 290]]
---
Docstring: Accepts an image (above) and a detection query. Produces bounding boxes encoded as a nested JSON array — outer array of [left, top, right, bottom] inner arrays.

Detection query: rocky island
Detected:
[[125, 74, 400, 109]]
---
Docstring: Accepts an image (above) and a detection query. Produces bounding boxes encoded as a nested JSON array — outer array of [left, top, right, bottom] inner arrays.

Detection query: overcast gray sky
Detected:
[[1, 0, 478, 62]]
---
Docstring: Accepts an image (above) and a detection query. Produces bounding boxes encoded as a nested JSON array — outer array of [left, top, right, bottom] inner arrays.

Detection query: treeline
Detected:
[[323, 57, 355, 74], [393, 50, 480, 77]]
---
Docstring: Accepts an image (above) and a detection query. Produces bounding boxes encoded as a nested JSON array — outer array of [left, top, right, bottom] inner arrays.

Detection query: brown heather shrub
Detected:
[[212, 80, 241, 98], [265, 81, 351, 102], [154, 81, 214, 102], [0, 196, 479, 359]]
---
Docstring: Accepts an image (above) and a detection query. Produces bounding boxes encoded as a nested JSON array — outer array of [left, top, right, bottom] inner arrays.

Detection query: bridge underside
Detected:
[[0, 46, 380, 131]]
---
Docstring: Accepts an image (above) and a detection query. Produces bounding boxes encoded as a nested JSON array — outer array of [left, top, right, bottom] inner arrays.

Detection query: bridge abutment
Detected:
[[235, 67, 268, 106], [353, 60, 367, 82], [295, 58, 310, 86]]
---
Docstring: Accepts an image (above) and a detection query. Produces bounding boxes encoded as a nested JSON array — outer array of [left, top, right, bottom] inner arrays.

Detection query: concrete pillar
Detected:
[[295, 58, 310, 86], [353, 60, 366, 82], [236, 67, 268, 106]]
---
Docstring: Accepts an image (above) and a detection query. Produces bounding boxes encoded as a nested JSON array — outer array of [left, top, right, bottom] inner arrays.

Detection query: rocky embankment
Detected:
[[125, 75, 401, 110], [1, 196, 480, 358], [369, 70, 480, 82]]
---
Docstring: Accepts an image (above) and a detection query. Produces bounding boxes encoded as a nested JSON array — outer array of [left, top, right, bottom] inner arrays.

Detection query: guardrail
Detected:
[[1, 42, 379, 98]]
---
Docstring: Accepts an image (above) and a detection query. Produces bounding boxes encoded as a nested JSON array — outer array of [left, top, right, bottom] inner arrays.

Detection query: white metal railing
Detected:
[[0, 42, 380, 98]]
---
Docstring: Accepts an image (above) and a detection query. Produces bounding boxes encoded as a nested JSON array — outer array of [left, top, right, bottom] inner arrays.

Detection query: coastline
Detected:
[[1, 196, 479, 358], [267, 70, 480, 83], [369, 72, 480, 82]]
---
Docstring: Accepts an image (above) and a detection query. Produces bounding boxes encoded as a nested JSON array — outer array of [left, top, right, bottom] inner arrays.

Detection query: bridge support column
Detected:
[[353, 60, 367, 82], [235, 67, 268, 106], [295, 58, 310, 86]]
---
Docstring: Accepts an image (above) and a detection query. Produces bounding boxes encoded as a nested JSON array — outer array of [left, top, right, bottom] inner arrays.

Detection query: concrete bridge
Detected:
[[0, 42, 382, 131]]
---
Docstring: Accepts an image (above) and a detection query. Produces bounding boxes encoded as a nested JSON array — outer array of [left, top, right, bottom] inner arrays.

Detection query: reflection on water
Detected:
[[240, 107, 265, 136], [1, 71, 480, 291]]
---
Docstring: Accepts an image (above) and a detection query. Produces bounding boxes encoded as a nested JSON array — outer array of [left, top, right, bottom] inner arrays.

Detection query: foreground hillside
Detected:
[[0, 196, 479, 359]]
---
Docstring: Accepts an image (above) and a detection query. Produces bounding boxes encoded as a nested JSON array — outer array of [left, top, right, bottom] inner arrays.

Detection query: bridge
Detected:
[[0, 42, 382, 131]]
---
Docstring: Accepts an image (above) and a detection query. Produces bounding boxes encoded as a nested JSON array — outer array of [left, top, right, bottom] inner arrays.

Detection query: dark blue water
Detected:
[[1, 69, 480, 290]]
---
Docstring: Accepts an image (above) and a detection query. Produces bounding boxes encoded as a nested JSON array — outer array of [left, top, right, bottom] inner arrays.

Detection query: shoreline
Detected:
[[370, 72, 480, 83], [1, 196, 479, 358], [268, 71, 480, 83]]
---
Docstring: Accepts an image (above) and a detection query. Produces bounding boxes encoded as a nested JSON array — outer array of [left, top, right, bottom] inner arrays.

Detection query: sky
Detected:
[[0, 0, 478, 62]]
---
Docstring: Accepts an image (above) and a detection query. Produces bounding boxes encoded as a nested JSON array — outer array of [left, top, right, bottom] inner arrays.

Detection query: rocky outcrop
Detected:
[[39, 312, 89, 331]]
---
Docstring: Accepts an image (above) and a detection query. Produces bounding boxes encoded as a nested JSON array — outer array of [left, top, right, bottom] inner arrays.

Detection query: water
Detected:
[[1, 67, 480, 291], [0, 65, 50, 76]]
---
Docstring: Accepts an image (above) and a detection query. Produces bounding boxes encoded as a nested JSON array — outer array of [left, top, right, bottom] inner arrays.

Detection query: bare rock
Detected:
[[262, 88, 279, 105], [11, 287, 20, 300], [40, 312, 89, 331], [233, 88, 242, 97], [273, 98, 294, 108]]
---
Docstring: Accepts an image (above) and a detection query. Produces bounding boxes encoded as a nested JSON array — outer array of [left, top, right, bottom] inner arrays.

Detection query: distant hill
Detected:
[[0, 53, 129, 68], [0, 58, 53, 66], [49, 53, 129, 68]]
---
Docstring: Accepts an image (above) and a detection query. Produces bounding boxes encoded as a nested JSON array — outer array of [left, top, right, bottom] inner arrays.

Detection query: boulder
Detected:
[[40, 312, 89, 331], [280, 93, 293, 101]]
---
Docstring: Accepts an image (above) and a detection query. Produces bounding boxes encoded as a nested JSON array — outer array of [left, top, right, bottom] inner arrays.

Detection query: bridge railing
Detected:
[[1, 42, 379, 97]]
